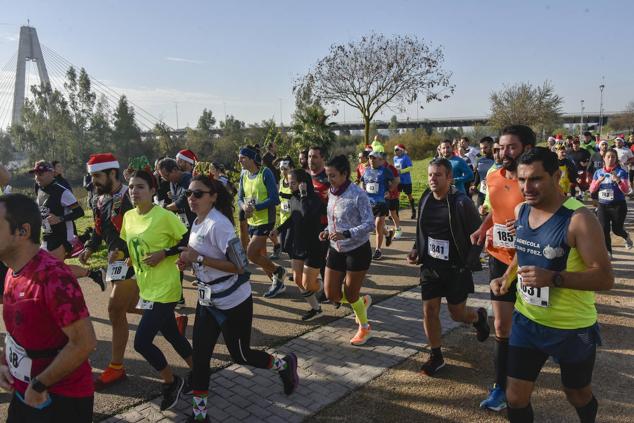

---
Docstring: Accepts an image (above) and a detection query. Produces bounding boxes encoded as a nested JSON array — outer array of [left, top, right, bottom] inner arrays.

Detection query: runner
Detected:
[[51, 160, 72, 190], [236, 146, 286, 297], [178, 174, 298, 422], [0, 193, 97, 422], [438, 139, 474, 193], [459, 136, 480, 168], [407, 158, 490, 376], [30, 160, 105, 290], [371, 134, 385, 153], [355, 150, 370, 184], [614, 137, 634, 170], [472, 137, 496, 207], [384, 156, 402, 240], [471, 124, 535, 411], [79, 153, 140, 390], [121, 169, 193, 411], [153, 156, 172, 206], [210, 162, 235, 195], [273, 156, 295, 262], [272, 169, 325, 320], [581, 131, 596, 153], [568, 138, 592, 198], [555, 144, 577, 197], [176, 149, 197, 173], [299, 149, 309, 171], [321, 155, 375, 345], [393, 144, 417, 219], [308, 146, 331, 292], [158, 158, 196, 229], [490, 147, 613, 423], [589, 148, 633, 256], [0, 164, 9, 297]]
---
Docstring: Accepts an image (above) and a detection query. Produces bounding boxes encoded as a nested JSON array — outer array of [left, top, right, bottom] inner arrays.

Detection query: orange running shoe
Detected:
[[94, 365, 126, 391], [176, 314, 188, 337], [350, 324, 372, 346]]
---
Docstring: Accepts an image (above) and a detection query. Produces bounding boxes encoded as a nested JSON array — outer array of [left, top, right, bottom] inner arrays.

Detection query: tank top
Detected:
[[514, 198, 596, 329]]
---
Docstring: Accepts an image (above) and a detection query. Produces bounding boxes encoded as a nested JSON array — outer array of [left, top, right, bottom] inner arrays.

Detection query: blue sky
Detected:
[[0, 0, 632, 129]]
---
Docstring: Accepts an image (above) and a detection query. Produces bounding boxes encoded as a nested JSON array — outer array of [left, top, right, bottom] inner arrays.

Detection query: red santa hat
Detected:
[[394, 144, 406, 151], [86, 153, 120, 173], [555, 134, 563, 140], [176, 149, 197, 165]]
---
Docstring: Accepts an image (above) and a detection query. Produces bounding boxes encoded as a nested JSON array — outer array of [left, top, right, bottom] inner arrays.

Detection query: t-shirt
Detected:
[[385, 163, 400, 200], [567, 148, 591, 170], [590, 152, 604, 173], [420, 195, 457, 269], [189, 208, 251, 310], [121, 206, 187, 303], [310, 169, 330, 226], [2, 250, 93, 397], [615, 147, 634, 169], [361, 166, 394, 204], [393, 154, 413, 184]]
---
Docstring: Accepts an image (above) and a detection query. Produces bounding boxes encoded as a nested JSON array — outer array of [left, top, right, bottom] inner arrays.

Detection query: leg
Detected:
[[596, 204, 612, 253], [247, 235, 277, 277], [447, 301, 478, 324], [506, 377, 537, 422], [134, 303, 175, 382], [506, 342, 549, 422], [422, 298, 442, 348], [158, 304, 193, 368], [302, 265, 321, 293], [560, 347, 599, 422], [610, 202, 630, 241], [109, 279, 140, 363], [291, 259, 305, 290], [375, 216, 385, 250], [389, 207, 400, 231], [239, 214, 249, 250], [324, 265, 345, 303]]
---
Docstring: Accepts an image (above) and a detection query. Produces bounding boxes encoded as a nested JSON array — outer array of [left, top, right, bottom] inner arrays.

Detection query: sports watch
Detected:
[[552, 272, 563, 288], [30, 377, 47, 393]]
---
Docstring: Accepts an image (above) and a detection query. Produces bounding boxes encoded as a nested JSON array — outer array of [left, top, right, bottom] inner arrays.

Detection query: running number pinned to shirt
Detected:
[[178, 213, 190, 229], [106, 261, 129, 282], [598, 189, 614, 201], [281, 201, 291, 212], [197, 284, 213, 307], [136, 298, 154, 310], [493, 223, 515, 249], [428, 237, 449, 261], [5, 333, 32, 383], [42, 218, 52, 234], [518, 273, 550, 307], [365, 182, 379, 194]]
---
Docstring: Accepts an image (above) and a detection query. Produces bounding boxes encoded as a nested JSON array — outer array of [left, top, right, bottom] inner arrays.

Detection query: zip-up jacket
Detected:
[[85, 184, 133, 255], [413, 188, 483, 271], [327, 183, 374, 253]]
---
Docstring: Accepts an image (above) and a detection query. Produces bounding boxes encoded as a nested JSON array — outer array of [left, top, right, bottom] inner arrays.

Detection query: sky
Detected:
[[0, 0, 632, 129]]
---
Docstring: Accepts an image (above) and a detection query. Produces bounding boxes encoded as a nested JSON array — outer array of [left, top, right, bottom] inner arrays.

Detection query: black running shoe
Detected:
[[79, 227, 94, 244], [301, 307, 322, 321], [473, 307, 490, 342], [278, 353, 299, 395], [270, 244, 281, 260], [160, 375, 184, 411], [385, 229, 394, 247], [90, 269, 106, 292], [420, 354, 445, 376], [316, 289, 329, 303]]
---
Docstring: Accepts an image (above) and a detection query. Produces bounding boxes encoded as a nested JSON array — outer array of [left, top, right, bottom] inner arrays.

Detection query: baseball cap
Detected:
[[28, 160, 54, 173], [368, 150, 385, 158]]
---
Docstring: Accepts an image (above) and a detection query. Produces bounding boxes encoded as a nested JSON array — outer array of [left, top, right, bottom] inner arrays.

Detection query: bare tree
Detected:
[[293, 32, 454, 145], [489, 81, 563, 132]]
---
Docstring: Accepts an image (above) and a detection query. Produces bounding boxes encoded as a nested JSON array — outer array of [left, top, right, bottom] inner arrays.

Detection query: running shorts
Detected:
[[326, 241, 372, 273], [371, 202, 389, 217], [398, 183, 413, 195], [419, 267, 474, 305], [387, 198, 400, 211], [248, 223, 275, 237]]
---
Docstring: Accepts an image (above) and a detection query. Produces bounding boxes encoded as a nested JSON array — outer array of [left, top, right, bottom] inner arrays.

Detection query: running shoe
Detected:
[[316, 289, 329, 303], [480, 385, 507, 411], [385, 229, 395, 247], [420, 354, 445, 376], [372, 249, 383, 260], [393, 228, 403, 240], [350, 324, 372, 346], [160, 375, 184, 411], [411, 211, 416, 220], [78, 227, 94, 244], [301, 307, 322, 321], [176, 314, 188, 337], [278, 353, 299, 395], [94, 366, 127, 391], [354, 294, 373, 324], [69, 236, 85, 258], [626, 237, 633, 250], [264, 268, 286, 298], [186, 414, 211, 423], [89, 269, 106, 292], [473, 307, 490, 342], [269, 244, 281, 260]]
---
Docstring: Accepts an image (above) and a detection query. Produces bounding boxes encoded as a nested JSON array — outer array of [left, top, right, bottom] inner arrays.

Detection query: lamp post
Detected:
[[580, 99, 584, 135], [598, 82, 605, 139]]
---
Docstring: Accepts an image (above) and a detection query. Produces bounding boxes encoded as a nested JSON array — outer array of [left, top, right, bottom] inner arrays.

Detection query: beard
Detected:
[[502, 154, 520, 171], [95, 178, 113, 195]]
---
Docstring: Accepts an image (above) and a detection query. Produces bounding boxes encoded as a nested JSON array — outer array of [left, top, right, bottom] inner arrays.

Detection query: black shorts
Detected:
[[43, 237, 72, 254], [489, 255, 517, 302], [8, 392, 94, 423], [398, 183, 413, 195], [248, 223, 274, 237], [419, 267, 474, 305], [372, 202, 389, 217], [289, 241, 327, 269], [326, 241, 372, 273], [387, 198, 400, 211], [239, 209, 246, 222]]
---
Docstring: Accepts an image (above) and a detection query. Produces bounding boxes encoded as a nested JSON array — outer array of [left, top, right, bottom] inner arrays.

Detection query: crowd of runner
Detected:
[[0, 124, 631, 422]]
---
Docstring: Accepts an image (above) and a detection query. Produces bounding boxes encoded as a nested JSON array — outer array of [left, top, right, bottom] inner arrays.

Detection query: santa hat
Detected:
[[394, 144, 406, 151], [86, 153, 120, 173], [555, 134, 563, 140], [176, 149, 197, 165]]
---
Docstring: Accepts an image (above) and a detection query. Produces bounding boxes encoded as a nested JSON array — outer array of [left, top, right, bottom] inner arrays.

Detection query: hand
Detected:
[[610, 174, 620, 183], [299, 182, 307, 197], [505, 218, 516, 236], [46, 215, 62, 225], [517, 266, 555, 288], [407, 249, 418, 265], [143, 250, 166, 267], [107, 248, 124, 264], [270, 228, 278, 238], [490, 276, 509, 296], [179, 246, 201, 265], [176, 258, 188, 271], [599, 175, 607, 182], [328, 232, 346, 241], [485, 227, 493, 250], [479, 204, 489, 216], [79, 249, 93, 265], [24, 384, 49, 408], [319, 231, 329, 241], [0, 365, 14, 391], [470, 226, 486, 246]]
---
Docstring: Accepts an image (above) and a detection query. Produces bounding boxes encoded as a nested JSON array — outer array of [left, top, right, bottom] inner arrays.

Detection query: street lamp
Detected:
[[598, 82, 605, 138], [580, 99, 584, 135]]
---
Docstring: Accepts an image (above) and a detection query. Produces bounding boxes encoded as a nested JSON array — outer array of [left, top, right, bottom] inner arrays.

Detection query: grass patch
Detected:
[[398, 157, 430, 208]]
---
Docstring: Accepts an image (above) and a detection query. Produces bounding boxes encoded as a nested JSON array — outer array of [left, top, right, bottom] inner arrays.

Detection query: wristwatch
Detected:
[[30, 377, 47, 393], [343, 230, 352, 239], [196, 255, 204, 264], [552, 272, 563, 288]]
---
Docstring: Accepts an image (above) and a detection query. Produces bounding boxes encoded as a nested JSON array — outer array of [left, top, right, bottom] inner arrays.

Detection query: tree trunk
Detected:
[[364, 115, 371, 146]]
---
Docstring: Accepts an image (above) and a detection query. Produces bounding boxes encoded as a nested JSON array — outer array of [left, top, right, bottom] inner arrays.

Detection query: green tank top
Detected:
[[242, 168, 270, 226], [279, 183, 292, 226]]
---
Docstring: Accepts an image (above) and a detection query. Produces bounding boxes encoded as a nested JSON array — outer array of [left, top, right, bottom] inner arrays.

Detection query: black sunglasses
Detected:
[[185, 189, 211, 198]]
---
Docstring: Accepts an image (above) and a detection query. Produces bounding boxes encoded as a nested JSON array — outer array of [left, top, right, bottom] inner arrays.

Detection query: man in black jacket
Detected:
[[408, 158, 490, 376]]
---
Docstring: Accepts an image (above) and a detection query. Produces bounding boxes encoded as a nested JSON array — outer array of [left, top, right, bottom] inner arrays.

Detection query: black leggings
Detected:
[[7, 393, 93, 423], [597, 201, 629, 252], [134, 301, 192, 371], [192, 295, 272, 391]]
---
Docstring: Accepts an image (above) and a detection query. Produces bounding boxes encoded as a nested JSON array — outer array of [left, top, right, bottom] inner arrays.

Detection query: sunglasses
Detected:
[[185, 189, 211, 198]]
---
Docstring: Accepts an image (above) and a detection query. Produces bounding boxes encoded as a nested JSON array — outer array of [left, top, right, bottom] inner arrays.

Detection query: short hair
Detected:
[[583, 131, 592, 137], [479, 136, 494, 145], [460, 136, 470, 143], [158, 158, 180, 173], [501, 125, 536, 147], [128, 170, 157, 189], [308, 145, 327, 158], [439, 139, 453, 146], [51, 160, 61, 168], [326, 155, 350, 179], [428, 157, 453, 176], [518, 147, 559, 175], [0, 193, 41, 244]]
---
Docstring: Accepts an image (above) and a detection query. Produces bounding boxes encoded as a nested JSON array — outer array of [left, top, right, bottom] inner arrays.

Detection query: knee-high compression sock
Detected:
[[495, 336, 509, 389], [350, 297, 369, 326], [341, 289, 349, 304], [507, 403, 534, 423], [575, 396, 598, 423], [300, 289, 320, 310], [192, 390, 208, 420]]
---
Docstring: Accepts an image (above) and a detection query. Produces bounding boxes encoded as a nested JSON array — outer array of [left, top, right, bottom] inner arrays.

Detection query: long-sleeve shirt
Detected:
[[237, 167, 280, 210], [448, 156, 474, 193], [327, 183, 374, 253]]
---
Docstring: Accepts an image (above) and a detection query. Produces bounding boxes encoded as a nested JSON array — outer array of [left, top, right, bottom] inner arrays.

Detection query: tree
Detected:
[[196, 108, 216, 132], [489, 81, 563, 132], [112, 95, 146, 165], [291, 85, 336, 150], [388, 115, 399, 137], [609, 101, 634, 132], [293, 32, 454, 145]]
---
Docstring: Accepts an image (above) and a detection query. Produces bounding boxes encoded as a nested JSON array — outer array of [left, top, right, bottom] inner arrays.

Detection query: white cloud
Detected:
[[164, 56, 205, 65]]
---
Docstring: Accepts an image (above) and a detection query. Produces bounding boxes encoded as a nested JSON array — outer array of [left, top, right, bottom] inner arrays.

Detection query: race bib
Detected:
[[493, 223, 515, 249], [394, 163, 402, 170], [136, 299, 154, 310], [365, 182, 379, 194], [518, 274, 550, 307], [427, 237, 449, 261], [5, 334, 32, 383], [599, 189, 614, 201], [179, 213, 190, 229], [479, 180, 488, 194], [281, 201, 291, 212], [197, 284, 213, 306], [42, 219, 52, 234], [106, 261, 129, 282]]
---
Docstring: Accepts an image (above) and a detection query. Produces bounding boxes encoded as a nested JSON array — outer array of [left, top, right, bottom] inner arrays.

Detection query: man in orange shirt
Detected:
[[471, 125, 535, 412]]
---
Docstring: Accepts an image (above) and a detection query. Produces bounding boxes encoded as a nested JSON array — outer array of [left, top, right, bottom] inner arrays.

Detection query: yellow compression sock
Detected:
[[350, 297, 368, 325]]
